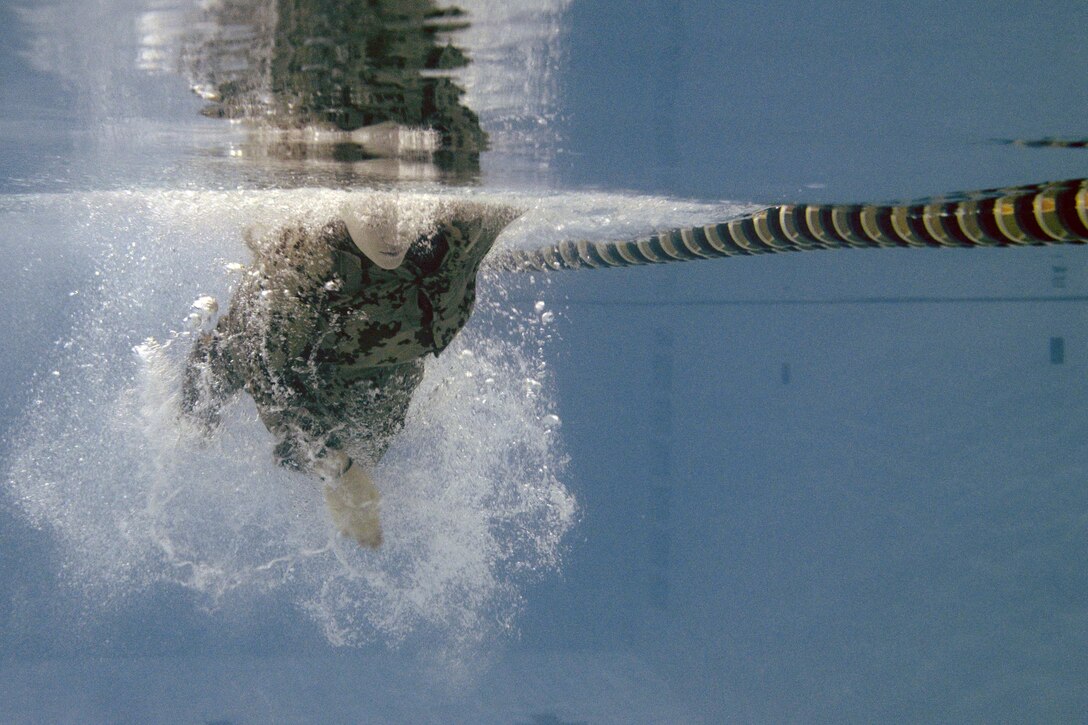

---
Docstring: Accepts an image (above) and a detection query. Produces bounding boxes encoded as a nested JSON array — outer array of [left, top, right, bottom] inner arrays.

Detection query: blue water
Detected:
[[1, 1, 1087, 722]]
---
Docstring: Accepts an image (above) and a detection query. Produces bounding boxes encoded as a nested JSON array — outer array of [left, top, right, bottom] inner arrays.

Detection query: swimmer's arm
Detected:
[[181, 312, 245, 429], [443, 203, 524, 266]]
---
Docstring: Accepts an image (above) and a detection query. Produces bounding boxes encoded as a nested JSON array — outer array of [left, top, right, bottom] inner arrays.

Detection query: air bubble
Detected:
[[4, 187, 580, 654]]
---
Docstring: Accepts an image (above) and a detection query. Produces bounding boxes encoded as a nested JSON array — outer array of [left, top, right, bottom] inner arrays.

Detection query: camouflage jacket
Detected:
[[216, 201, 521, 391]]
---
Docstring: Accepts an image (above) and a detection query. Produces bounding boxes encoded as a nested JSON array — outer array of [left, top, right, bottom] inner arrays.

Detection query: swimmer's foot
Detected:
[[323, 460, 383, 548]]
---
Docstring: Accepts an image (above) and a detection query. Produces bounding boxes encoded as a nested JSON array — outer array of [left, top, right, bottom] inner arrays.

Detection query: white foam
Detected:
[[2, 186, 748, 649], [1, 189, 599, 650]]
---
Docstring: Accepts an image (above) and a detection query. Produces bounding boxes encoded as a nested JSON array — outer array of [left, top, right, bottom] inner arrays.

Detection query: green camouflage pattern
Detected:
[[190, 0, 487, 153], [183, 202, 521, 469]]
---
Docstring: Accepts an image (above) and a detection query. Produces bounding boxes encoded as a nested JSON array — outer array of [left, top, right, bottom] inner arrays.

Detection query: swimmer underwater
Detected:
[[181, 198, 521, 548]]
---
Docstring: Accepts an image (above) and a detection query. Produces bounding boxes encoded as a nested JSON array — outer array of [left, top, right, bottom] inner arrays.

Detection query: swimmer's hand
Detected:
[[323, 458, 383, 548]]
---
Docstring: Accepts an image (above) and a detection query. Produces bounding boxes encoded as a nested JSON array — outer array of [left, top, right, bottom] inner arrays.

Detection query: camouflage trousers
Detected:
[[182, 330, 425, 471]]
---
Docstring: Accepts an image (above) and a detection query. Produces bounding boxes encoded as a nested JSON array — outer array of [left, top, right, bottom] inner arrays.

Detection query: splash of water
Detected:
[[0, 188, 579, 650], [1, 186, 745, 648]]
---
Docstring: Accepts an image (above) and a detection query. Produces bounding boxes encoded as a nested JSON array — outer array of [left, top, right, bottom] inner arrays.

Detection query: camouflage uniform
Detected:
[[182, 202, 520, 470]]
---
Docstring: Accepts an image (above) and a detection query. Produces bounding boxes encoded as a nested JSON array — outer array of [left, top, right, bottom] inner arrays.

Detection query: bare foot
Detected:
[[323, 461, 383, 548]]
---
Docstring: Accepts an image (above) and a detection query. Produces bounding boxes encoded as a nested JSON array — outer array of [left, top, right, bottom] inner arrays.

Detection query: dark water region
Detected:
[[0, 0, 497, 191], [189, 0, 486, 167]]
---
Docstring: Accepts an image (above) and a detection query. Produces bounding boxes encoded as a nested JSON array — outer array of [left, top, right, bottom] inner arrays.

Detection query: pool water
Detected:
[[1, 1, 1086, 722]]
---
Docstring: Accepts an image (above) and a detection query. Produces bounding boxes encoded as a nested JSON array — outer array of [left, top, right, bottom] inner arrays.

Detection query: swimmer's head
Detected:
[[340, 197, 412, 270], [340, 195, 445, 270]]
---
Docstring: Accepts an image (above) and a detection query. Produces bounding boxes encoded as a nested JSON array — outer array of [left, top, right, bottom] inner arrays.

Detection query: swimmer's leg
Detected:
[[318, 451, 383, 549]]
